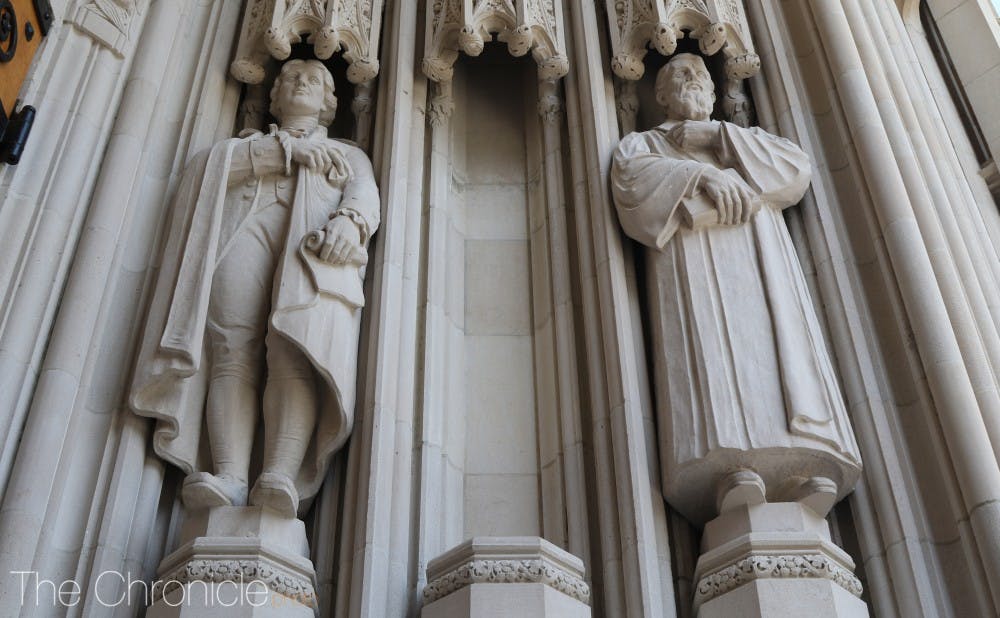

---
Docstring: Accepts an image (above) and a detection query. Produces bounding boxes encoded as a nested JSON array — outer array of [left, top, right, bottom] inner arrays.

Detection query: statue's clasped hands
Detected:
[[668, 120, 759, 226], [698, 167, 758, 226], [667, 120, 720, 151], [289, 137, 353, 185]]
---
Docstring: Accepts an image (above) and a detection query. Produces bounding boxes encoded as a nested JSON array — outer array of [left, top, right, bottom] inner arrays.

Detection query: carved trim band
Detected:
[[694, 553, 864, 607], [154, 558, 317, 608], [422, 558, 591, 606]]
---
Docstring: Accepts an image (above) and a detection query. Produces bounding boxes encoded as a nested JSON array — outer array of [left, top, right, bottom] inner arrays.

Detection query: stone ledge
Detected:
[[694, 552, 864, 608], [693, 503, 865, 612], [152, 507, 317, 613], [422, 537, 590, 606], [154, 553, 317, 609]]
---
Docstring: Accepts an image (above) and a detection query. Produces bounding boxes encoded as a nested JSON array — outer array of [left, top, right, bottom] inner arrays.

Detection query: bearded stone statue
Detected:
[[611, 54, 862, 524], [130, 59, 379, 519]]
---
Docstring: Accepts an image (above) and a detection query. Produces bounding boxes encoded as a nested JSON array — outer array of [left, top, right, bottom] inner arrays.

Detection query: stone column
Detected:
[[807, 0, 1000, 609], [561, 1, 677, 613], [421, 537, 591, 618]]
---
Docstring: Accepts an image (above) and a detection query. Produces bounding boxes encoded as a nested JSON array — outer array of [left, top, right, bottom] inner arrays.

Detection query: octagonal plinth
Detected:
[[146, 507, 317, 617]]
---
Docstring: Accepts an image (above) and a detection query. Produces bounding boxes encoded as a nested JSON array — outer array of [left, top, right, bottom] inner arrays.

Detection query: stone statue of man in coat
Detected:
[[611, 54, 862, 524], [130, 59, 380, 519]]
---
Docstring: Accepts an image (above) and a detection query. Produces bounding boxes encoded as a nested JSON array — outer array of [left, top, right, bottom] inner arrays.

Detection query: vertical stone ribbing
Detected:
[[562, 0, 677, 615], [337, 0, 425, 614], [807, 0, 1000, 611]]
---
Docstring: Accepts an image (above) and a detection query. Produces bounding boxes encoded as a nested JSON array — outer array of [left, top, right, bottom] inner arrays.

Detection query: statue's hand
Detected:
[[699, 167, 757, 226], [326, 148, 352, 185], [667, 120, 720, 151], [289, 138, 335, 173], [318, 216, 363, 264]]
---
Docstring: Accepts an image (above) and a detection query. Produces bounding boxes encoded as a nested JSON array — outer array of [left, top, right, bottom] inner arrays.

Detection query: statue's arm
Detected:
[[612, 133, 706, 248], [719, 123, 812, 208], [227, 136, 289, 186], [331, 146, 381, 245]]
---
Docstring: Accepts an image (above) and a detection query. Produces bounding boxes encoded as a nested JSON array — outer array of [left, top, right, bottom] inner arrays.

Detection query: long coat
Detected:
[[611, 121, 861, 524], [129, 126, 380, 503]]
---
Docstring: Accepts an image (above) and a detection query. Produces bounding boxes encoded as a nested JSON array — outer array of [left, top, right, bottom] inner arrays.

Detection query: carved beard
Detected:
[[668, 87, 714, 121]]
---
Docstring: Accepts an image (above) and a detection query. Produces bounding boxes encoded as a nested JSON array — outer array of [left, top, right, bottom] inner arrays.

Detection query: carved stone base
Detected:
[[146, 507, 317, 617], [421, 537, 591, 617], [694, 503, 869, 618]]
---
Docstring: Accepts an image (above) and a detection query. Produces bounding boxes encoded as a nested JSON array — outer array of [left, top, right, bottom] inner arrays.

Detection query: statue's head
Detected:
[[270, 59, 338, 126], [656, 54, 715, 122]]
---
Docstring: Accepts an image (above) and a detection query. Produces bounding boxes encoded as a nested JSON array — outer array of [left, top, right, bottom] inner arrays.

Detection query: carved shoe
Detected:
[[182, 472, 249, 511], [715, 469, 767, 515], [249, 472, 299, 518], [787, 476, 839, 518]]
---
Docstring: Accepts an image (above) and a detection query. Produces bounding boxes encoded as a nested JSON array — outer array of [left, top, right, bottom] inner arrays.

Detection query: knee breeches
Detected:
[[207, 203, 312, 384]]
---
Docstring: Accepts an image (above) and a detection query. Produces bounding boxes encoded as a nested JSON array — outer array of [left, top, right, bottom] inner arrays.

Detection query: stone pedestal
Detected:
[[693, 503, 868, 618], [146, 507, 317, 617], [421, 537, 591, 617]]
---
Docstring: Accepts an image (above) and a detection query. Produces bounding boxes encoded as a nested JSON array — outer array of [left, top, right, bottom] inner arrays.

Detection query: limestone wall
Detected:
[[0, 0, 998, 616]]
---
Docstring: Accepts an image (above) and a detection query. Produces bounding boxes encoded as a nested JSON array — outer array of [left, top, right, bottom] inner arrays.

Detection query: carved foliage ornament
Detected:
[[231, 0, 384, 85], [422, 558, 591, 605], [154, 558, 318, 609], [423, 0, 568, 82], [606, 0, 760, 80], [694, 554, 864, 608]]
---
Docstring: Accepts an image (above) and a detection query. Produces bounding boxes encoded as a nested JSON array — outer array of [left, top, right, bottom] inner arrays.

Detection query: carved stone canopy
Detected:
[[423, 0, 569, 83], [605, 0, 760, 81], [230, 0, 385, 85]]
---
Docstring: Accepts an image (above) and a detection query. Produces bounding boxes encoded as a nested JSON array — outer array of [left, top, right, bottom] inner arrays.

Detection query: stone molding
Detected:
[[154, 557, 318, 608], [427, 80, 456, 127], [423, 0, 569, 83], [230, 0, 385, 85], [73, 0, 141, 56], [422, 537, 591, 606], [603, 0, 760, 80], [153, 510, 320, 612], [423, 557, 591, 605], [537, 78, 563, 125], [694, 553, 864, 607]]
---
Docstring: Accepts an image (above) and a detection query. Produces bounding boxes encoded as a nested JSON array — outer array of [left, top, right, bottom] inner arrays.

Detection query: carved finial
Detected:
[[347, 59, 380, 85], [506, 24, 534, 57], [538, 79, 563, 126], [652, 22, 679, 56], [230, 0, 384, 85], [428, 80, 455, 127], [606, 1, 761, 83], [312, 27, 340, 60], [422, 0, 569, 83], [722, 77, 754, 128], [612, 53, 645, 80], [615, 78, 639, 134], [459, 26, 485, 56]]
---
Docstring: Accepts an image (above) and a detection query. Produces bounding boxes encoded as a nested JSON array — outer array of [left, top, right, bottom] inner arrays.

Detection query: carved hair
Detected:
[[270, 59, 338, 126], [655, 53, 716, 111]]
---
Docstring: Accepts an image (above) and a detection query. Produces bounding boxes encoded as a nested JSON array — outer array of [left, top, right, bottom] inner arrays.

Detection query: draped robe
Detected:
[[612, 121, 861, 524], [129, 126, 379, 504]]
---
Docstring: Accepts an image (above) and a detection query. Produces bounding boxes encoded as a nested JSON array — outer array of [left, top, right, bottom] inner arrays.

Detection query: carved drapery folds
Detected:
[[423, 0, 569, 84], [74, 0, 141, 56], [606, 0, 759, 81], [230, 0, 384, 85]]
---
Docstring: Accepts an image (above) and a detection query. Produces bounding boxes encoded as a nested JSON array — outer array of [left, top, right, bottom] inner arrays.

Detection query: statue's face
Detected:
[[275, 63, 328, 120], [658, 55, 715, 122]]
